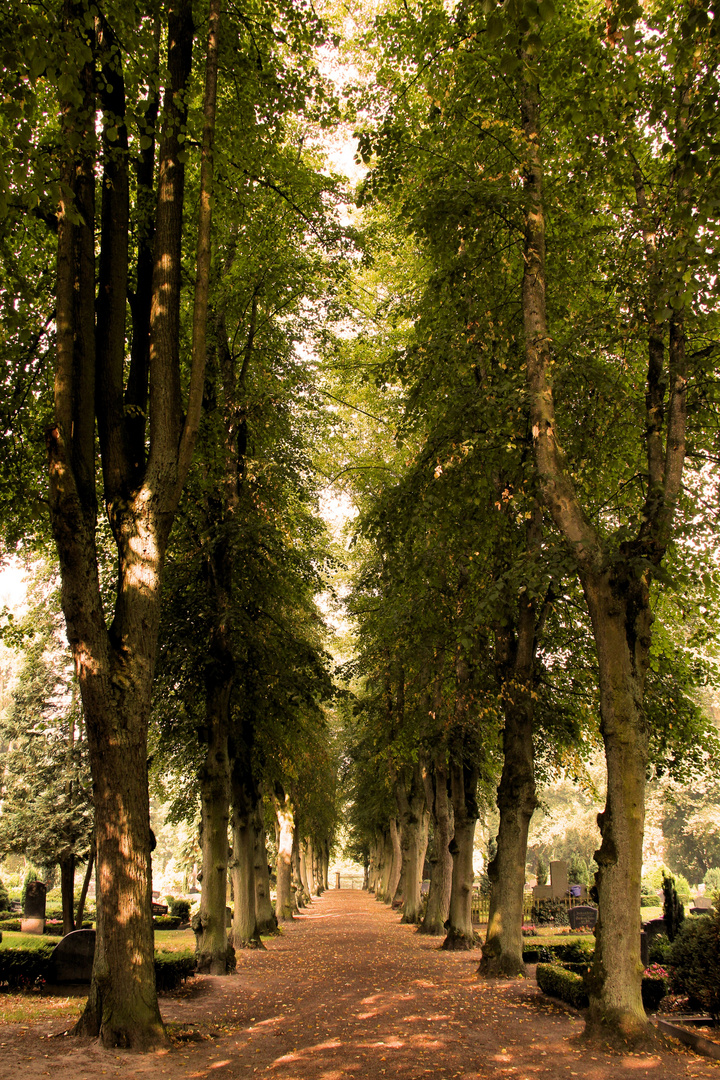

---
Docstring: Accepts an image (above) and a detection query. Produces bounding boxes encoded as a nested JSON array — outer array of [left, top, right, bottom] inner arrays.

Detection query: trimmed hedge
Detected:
[[0, 919, 92, 933], [536, 963, 589, 1009], [0, 943, 196, 992], [154, 951, 196, 991], [153, 915, 182, 930], [0, 943, 55, 988], [523, 939, 594, 965]]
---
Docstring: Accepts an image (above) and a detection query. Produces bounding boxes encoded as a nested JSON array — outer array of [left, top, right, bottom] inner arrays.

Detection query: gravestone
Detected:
[[49, 929, 96, 983], [643, 917, 667, 941], [550, 861, 569, 900], [568, 904, 598, 930], [151, 901, 169, 915], [21, 880, 46, 934]]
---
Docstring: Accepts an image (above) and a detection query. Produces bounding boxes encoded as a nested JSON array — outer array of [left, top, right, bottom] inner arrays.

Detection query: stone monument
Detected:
[[21, 880, 46, 934]]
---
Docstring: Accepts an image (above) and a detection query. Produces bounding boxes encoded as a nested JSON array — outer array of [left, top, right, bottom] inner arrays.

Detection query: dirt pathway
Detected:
[[2, 889, 719, 1080]]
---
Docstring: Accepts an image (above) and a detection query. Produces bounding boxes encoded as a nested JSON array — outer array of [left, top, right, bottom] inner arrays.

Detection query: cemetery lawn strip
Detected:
[[1, 891, 719, 1080]]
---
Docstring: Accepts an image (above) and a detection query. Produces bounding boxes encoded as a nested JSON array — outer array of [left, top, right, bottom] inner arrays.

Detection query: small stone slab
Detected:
[[24, 881, 46, 920], [20, 918, 44, 934], [151, 901, 169, 915], [49, 929, 96, 983], [643, 917, 667, 941], [568, 904, 597, 930]]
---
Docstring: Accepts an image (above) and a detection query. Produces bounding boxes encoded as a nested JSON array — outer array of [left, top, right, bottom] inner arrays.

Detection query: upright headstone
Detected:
[[335, 871, 341, 890], [49, 929, 96, 983], [21, 880, 46, 934], [568, 904, 598, 930], [550, 860, 569, 900]]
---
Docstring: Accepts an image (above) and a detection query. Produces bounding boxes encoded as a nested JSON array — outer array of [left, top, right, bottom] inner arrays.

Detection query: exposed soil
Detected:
[[2, 889, 719, 1080]]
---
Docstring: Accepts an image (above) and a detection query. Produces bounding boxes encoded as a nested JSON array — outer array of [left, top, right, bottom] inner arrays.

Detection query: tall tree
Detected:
[[28, 0, 220, 1046]]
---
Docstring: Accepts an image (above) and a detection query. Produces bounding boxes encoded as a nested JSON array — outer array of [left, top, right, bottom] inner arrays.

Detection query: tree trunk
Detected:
[[394, 763, 429, 925], [299, 839, 312, 900], [60, 853, 75, 937], [254, 801, 277, 935], [275, 795, 295, 920], [583, 574, 649, 1039], [292, 831, 307, 907], [443, 760, 479, 950], [419, 758, 454, 936], [230, 774, 263, 949], [481, 614, 539, 977], [75, 720, 164, 1046], [50, 0, 219, 1049], [194, 683, 232, 974], [387, 817, 402, 905], [518, 25, 687, 1040], [75, 843, 94, 930]]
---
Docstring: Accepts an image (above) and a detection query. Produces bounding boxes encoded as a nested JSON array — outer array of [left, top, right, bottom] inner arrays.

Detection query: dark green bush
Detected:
[[0, 919, 21, 931], [536, 963, 588, 1009], [153, 915, 182, 930], [0, 881, 10, 912], [532, 899, 570, 926], [0, 943, 55, 988], [648, 933, 672, 965], [663, 872, 685, 941], [154, 951, 196, 991], [641, 976, 667, 1012], [641, 895, 658, 908], [670, 909, 720, 1018], [168, 898, 191, 922]]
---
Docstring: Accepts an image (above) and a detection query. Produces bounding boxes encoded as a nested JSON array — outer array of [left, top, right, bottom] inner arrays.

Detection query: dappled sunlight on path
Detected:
[[1, 889, 718, 1080]]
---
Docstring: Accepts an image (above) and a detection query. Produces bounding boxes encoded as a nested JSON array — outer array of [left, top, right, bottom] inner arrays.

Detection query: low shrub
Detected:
[[522, 946, 554, 964], [670, 908, 720, 1018], [0, 881, 10, 912], [154, 951, 196, 992], [552, 940, 595, 964], [536, 963, 588, 1010], [153, 915, 182, 930], [0, 943, 55, 988], [168, 898, 191, 922], [641, 895, 658, 908], [0, 919, 21, 932]]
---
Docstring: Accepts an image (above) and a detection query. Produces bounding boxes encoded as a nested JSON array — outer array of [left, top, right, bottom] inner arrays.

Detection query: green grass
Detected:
[[0, 933, 63, 949], [154, 928, 195, 952]]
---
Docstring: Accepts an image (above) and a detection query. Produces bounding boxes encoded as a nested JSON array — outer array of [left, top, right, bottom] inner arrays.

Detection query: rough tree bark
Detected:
[[194, 687, 232, 973], [419, 755, 454, 936], [443, 756, 479, 950], [393, 763, 429, 925], [480, 565, 544, 977], [386, 817, 402, 904], [275, 793, 295, 920], [230, 771, 264, 949], [254, 800, 278, 935], [51, 0, 219, 1048]]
